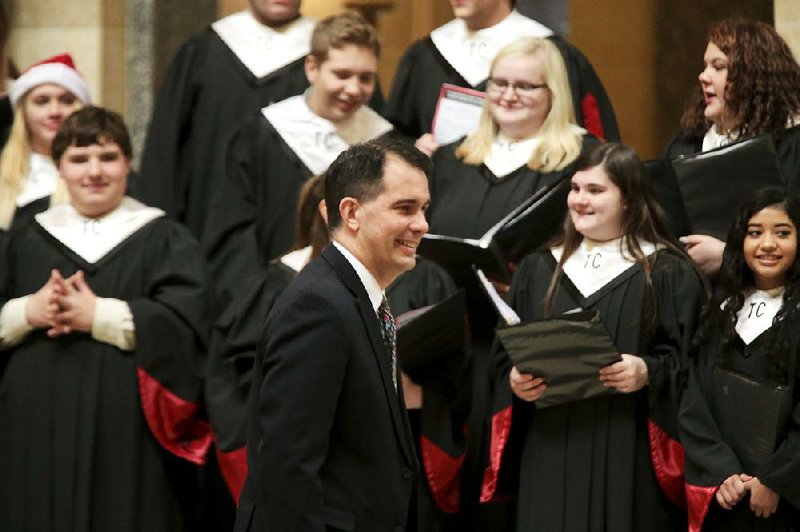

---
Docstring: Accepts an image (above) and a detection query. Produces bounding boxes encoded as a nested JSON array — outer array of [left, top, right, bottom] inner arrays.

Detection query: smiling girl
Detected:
[[0, 54, 89, 232], [485, 142, 706, 531], [680, 188, 800, 530]]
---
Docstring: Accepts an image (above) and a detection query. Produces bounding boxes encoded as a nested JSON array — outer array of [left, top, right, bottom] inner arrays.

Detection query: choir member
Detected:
[[0, 53, 89, 233], [0, 106, 212, 532], [486, 143, 706, 531], [665, 17, 800, 277], [203, 12, 393, 305], [133, 0, 315, 239], [385, 0, 619, 155], [680, 188, 800, 530]]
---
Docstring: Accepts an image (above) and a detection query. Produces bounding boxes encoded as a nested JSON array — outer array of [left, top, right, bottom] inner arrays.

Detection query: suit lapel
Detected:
[[322, 245, 414, 464]]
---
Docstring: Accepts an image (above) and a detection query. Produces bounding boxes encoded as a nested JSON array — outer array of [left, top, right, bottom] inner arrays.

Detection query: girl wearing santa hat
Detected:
[[0, 53, 90, 232]]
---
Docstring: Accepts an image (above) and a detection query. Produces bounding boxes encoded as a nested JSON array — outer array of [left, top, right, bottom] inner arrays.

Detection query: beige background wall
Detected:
[[777, 0, 800, 60], [8, 0, 127, 114]]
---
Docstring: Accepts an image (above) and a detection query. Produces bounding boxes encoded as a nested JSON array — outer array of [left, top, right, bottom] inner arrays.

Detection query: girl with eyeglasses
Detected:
[[419, 36, 599, 529]]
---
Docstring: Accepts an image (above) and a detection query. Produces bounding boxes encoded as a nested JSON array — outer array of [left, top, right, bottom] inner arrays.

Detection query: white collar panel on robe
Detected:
[[262, 95, 393, 176], [701, 123, 739, 152], [17, 153, 58, 207], [552, 238, 657, 298], [483, 125, 586, 178], [430, 11, 553, 87], [733, 287, 784, 345], [212, 11, 315, 79], [35, 196, 165, 264], [279, 245, 313, 272]]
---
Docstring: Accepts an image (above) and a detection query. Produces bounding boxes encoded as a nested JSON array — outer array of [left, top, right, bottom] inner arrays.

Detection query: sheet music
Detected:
[[431, 84, 485, 145]]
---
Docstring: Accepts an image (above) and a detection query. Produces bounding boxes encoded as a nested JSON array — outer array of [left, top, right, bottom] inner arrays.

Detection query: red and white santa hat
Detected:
[[9, 53, 92, 108]]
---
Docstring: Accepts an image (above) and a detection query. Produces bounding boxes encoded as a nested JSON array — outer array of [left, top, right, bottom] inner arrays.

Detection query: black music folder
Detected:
[[496, 310, 621, 408], [396, 290, 466, 383], [418, 177, 569, 284], [671, 135, 784, 240], [710, 365, 792, 473]]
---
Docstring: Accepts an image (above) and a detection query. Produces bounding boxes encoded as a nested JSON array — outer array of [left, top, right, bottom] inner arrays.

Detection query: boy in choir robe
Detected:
[[0, 106, 212, 532], [203, 11, 393, 305], [385, 0, 619, 155], [133, 0, 315, 240]]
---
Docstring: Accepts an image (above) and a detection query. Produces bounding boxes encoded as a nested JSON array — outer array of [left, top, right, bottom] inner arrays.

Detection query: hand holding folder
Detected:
[[664, 135, 784, 240], [496, 310, 622, 408]]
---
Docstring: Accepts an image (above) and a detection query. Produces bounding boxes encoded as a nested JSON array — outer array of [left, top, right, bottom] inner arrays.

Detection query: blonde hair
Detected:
[[456, 37, 582, 172], [0, 90, 80, 230]]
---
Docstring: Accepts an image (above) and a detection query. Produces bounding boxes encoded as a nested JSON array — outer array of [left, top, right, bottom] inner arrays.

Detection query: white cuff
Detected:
[[0, 296, 35, 347], [91, 297, 135, 351]]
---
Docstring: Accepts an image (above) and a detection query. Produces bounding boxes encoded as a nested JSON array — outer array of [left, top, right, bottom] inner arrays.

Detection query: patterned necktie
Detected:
[[377, 296, 397, 392]]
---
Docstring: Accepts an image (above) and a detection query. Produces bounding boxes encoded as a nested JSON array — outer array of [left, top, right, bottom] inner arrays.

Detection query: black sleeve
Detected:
[[202, 118, 266, 306], [205, 266, 294, 452], [644, 253, 707, 438], [134, 35, 205, 221], [384, 41, 428, 139], [129, 220, 213, 462], [549, 36, 620, 142]]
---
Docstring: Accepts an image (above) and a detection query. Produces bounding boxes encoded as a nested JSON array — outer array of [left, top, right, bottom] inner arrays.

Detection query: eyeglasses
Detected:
[[486, 78, 547, 96]]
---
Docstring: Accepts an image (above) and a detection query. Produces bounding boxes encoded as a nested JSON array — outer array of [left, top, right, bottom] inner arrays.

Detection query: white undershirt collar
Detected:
[[35, 196, 164, 264], [332, 240, 384, 313], [430, 11, 553, 87], [262, 94, 392, 175], [17, 153, 58, 207], [279, 245, 313, 272], [212, 10, 315, 78], [552, 238, 656, 298], [734, 287, 784, 345]]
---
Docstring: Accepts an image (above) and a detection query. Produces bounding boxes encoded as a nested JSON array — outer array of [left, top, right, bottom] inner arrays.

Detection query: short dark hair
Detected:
[[52, 105, 132, 163], [310, 12, 381, 63], [324, 137, 429, 231]]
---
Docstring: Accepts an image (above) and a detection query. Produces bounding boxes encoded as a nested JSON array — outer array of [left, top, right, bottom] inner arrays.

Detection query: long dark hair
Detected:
[[544, 143, 688, 316], [680, 17, 800, 142], [695, 187, 800, 383]]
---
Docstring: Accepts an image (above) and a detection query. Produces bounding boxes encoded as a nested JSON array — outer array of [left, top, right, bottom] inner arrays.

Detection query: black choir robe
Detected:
[[486, 250, 705, 531], [422, 136, 597, 529], [202, 111, 392, 306], [0, 212, 212, 532], [202, 115, 313, 306], [205, 262, 296, 501], [385, 34, 619, 143], [132, 27, 309, 239], [679, 324, 800, 531], [427, 135, 598, 238]]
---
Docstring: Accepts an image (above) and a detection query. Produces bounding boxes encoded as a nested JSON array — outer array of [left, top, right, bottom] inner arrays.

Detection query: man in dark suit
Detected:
[[234, 138, 431, 531]]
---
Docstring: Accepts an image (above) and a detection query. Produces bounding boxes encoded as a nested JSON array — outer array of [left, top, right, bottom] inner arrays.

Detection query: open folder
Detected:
[[670, 134, 784, 240], [495, 310, 621, 408], [418, 177, 570, 284], [396, 290, 466, 384]]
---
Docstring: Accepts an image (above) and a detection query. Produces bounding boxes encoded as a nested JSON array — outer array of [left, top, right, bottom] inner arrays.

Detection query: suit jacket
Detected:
[[234, 244, 418, 532]]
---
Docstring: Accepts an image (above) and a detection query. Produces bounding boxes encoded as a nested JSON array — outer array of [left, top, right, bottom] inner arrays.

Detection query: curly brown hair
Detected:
[[680, 17, 800, 141]]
